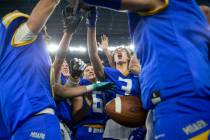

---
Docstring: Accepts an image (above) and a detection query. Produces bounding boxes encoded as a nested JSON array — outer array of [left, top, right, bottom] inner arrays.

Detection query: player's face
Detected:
[[113, 47, 129, 64], [83, 65, 96, 81], [61, 61, 70, 77]]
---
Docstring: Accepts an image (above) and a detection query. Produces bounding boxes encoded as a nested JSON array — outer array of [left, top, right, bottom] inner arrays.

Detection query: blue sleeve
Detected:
[[82, 0, 121, 10], [79, 78, 92, 86], [103, 67, 115, 80]]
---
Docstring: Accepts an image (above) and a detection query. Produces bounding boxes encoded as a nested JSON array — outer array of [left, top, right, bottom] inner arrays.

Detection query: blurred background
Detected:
[[0, 0, 209, 63]]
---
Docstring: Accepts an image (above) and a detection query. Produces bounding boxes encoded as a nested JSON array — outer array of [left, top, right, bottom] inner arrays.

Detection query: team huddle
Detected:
[[0, 0, 210, 140]]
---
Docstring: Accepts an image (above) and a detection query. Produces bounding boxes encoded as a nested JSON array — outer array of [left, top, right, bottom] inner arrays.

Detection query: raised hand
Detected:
[[62, 5, 83, 33], [68, 58, 87, 79], [86, 7, 98, 27], [98, 34, 109, 51]]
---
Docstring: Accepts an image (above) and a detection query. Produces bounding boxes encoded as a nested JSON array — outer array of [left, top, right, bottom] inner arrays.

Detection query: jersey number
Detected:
[[118, 77, 132, 95], [92, 91, 103, 113]]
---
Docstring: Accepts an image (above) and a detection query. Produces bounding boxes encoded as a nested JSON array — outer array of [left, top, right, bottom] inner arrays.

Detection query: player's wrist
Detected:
[[86, 82, 114, 92], [85, 84, 95, 92], [82, 0, 121, 10], [86, 19, 97, 27], [63, 29, 74, 35]]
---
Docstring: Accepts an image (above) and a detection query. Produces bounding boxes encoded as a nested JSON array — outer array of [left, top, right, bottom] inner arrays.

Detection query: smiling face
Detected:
[[113, 47, 130, 65], [83, 65, 96, 82], [61, 60, 70, 77]]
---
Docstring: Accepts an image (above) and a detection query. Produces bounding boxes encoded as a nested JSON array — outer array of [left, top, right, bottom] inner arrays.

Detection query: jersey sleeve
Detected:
[[1, 11, 37, 47], [11, 23, 37, 47], [79, 78, 92, 86], [137, 0, 169, 16]]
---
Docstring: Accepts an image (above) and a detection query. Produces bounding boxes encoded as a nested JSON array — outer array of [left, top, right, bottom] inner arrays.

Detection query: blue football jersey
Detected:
[[60, 73, 68, 85], [128, 0, 210, 110], [0, 11, 56, 133], [103, 67, 141, 101], [0, 111, 10, 140], [77, 78, 108, 125], [55, 73, 72, 128]]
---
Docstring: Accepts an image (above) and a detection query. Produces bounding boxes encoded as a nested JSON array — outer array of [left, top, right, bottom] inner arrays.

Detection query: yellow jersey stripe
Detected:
[[190, 130, 210, 140], [11, 23, 37, 47], [50, 64, 55, 98], [138, 0, 169, 16], [2, 11, 29, 28]]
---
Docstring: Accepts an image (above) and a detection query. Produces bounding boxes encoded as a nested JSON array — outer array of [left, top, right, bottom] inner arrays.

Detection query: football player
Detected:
[[72, 64, 109, 140], [86, 7, 144, 140], [81, 0, 210, 139], [0, 0, 62, 139]]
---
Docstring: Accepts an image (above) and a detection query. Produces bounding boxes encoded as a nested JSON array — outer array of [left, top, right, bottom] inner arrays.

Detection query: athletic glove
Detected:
[[86, 7, 98, 27], [129, 127, 146, 140], [86, 82, 115, 92], [62, 5, 83, 33], [68, 58, 87, 78]]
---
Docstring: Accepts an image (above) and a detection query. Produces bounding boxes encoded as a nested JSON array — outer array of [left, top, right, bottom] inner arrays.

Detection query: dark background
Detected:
[[0, 0, 209, 63]]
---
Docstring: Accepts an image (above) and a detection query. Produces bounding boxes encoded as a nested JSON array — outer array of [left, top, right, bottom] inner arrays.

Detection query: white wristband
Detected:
[[86, 85, 94, 92]]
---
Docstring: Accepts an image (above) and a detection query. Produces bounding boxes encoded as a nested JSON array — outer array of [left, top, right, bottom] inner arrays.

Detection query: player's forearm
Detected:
[[87, 27, 98, 55], [27, 0, 60, 34], [104, 49, 115, 67], [82, 0, 158, 11], [56, 83, 109, 98], [57, 86, 88, 98], [87, 27, 105, 81], [54, 32, 73, 81]]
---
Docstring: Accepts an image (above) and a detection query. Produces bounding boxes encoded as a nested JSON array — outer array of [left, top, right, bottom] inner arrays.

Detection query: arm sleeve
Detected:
[[12, 23, 37, 47]]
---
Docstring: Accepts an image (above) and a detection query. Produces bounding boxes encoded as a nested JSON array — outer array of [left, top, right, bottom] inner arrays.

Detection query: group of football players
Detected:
[[0, 0, 210, 140]]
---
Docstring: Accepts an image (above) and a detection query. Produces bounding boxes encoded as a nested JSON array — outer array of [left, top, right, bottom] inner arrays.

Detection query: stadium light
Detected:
[[108, 46, 116, 51], [98, 47, 103, 51], [46, 42, 135, 54], [69, 46, 87, 53], [128, 44, 135, 51], [47, 43, 59, 53]]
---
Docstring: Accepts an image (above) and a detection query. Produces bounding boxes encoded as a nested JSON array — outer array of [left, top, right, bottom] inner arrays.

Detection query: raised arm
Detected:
[[98, 34, 115, 68], [54, 5, 84, 82], [54, 32, 73, 82], [87, 7, 105, 81], [81, 0, 166, 13], [12, 0, 61, 47], [27, 0, 60, 34]]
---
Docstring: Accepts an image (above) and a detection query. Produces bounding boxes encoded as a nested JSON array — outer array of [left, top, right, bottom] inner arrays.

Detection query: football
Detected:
[[105, 96, 147, 127]]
